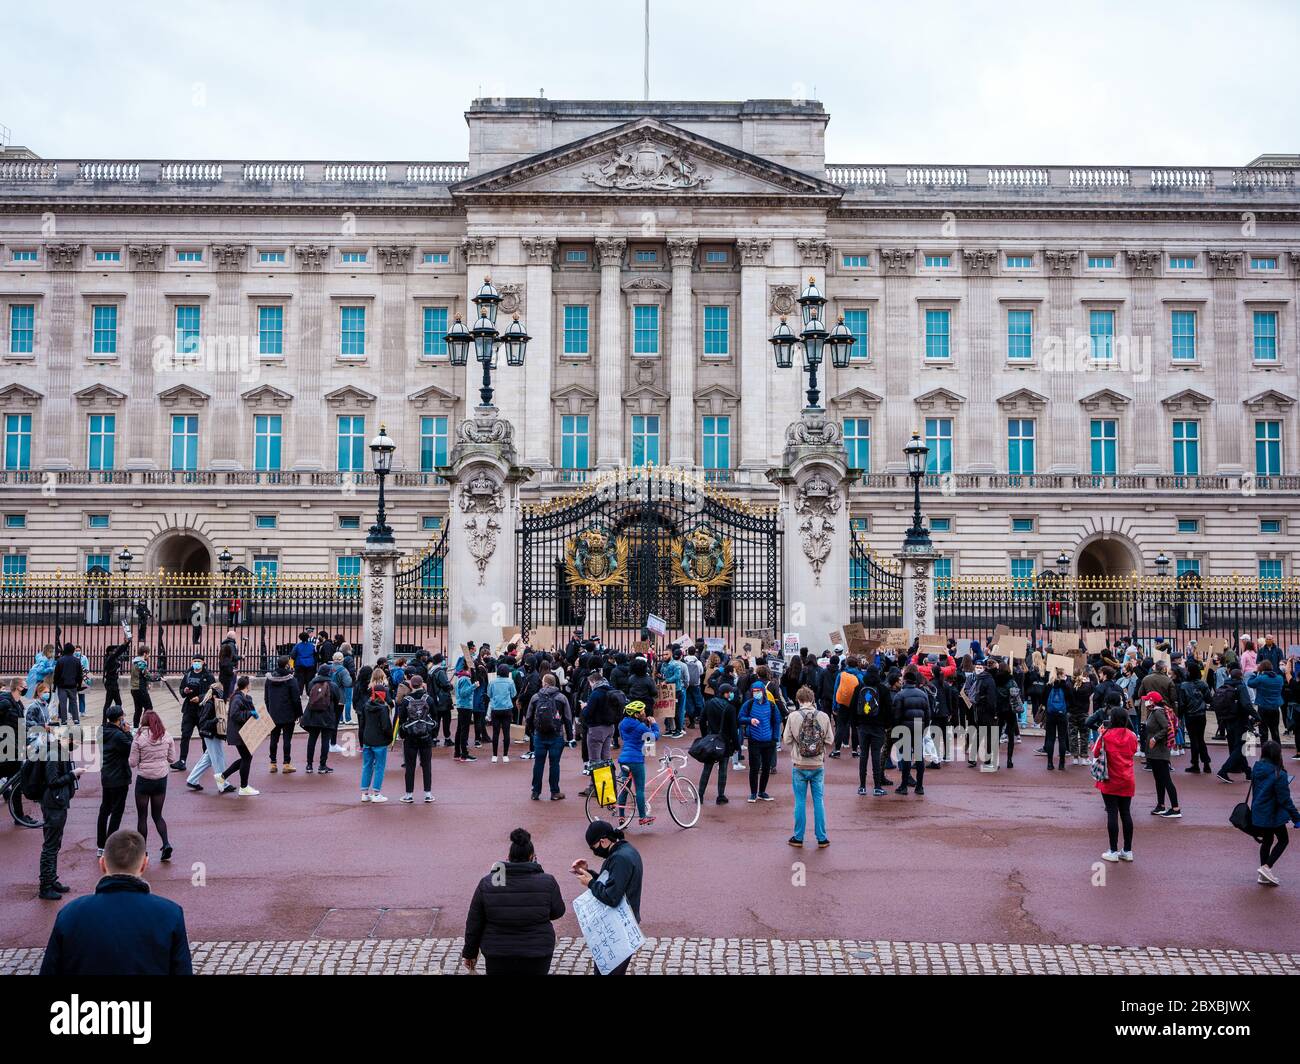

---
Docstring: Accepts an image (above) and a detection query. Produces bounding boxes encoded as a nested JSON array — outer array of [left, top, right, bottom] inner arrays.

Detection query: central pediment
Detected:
[[451, 117, 842, 203]]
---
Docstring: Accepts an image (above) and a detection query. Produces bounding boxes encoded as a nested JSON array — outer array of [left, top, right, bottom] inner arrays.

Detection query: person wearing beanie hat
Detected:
[[96, 702, 135, 854], [572, 819, 644, 975], [1140, 690, 1181, 817]]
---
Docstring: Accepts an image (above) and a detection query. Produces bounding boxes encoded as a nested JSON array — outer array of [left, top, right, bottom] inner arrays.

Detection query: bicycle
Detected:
[[584, 748, 701, 829], [0, 770, 41, 828]]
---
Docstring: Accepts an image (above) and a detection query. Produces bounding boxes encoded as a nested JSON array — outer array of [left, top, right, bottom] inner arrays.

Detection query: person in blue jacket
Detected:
[[1248, 660, 1286, 746], [741, 680, 781, 803], [40, 828, 192, 975], [616, 700, 660, 825], [1250, 741, 1300, 886]]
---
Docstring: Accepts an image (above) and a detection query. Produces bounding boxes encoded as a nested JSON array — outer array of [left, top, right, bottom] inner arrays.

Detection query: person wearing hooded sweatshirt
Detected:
[[1094, 706, 1140, 863], [97, 706, 135, 852], [461, 827, 565, 975], [396, 675, 436, 803], [487, 663, 518, 763], [526, 674, 572, 802], [25, 645, 56, 703], [453, 665, 478, 763], [892, 669, 934, 796], [698, 683, 738, 804], [264, 655, 302, 774], [128, 645, 155, 730], [302, 663, 342, 774], [358, 684, 393, 803], [740, 679, 781, 803], [173, 654, 215, 771], [1250, 741, 1300, 885], [572, 820, 644, 976], [626, 657, 659, 713], [101, 637, 131, 715]]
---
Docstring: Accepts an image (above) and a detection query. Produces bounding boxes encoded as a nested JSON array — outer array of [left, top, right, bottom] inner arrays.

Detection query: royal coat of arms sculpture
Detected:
[[670, 526, 734, 596], [564, 527, 630, 595]]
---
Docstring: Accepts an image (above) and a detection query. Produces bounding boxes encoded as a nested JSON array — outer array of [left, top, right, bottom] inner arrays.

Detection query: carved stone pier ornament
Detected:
[[793, 471, 842, 585]]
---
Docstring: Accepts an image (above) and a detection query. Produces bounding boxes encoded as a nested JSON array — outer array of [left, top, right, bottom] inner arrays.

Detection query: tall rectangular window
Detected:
[[924, 309, 950, 359], [633, 305, 659, 354], [702, 416, 730, 469], [631, 415, 660, 466], [925, 418, 952, 474], [258, 305, 283, 356], [563, 305, 589, 355], [1172, 420, 1199, 476], [933, 556, 952, 599], [843, 418, 870, 473], [1089, 419, 1117, 476], [1253, 311, 1279, 362], [1176, 558, 1201, 578], [1170, 309, 1197, 361], [1008, 419, 1036, 475], [1011, 558, 1036, 594], [1259, 558, 1284, 598], [87, 414, 116, 471], [174, 304, 201, 355], [9, 304, 34, 353], [254, 414, 282, 471], [420, 415, 448, 472], [170, 414, 198, 471], [1007, 309, 1033, 360], [340, 306, 366, 356], [4, 414, 32, 470], [1255, 419, 1282, 476], [1089, 309, 1115, 361], [336, 415, 365, 472], [703, 305, 729, 355], [336, 555, 362, 589], [560, 415, 590, 469], [844, 308, 868, 360], [422, 306, 448, 357], [92, 304, 117, 354]]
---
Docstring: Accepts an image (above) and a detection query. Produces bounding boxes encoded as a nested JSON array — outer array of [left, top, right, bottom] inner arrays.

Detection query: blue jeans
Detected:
[[674, 689, 685, 733], [187, 736, 227, 786], [620, 760, 648, 818], [532, 735, 565, 797], [342, 686, 354, 723], [361, 745, 388, 791], [685, 686, 703, 725], [791, 766, 827, 843]]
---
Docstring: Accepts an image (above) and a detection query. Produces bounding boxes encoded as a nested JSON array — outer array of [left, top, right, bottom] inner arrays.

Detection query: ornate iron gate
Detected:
[[516, 466, 781, 651], [394, 524, 449, 654], [849, 532, 903, 627]]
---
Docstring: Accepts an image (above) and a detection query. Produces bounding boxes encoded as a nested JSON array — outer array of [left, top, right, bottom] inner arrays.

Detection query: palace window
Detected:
[[259, 251, 286, 263], [255, 515, 277, 530], [340, 306, 366, 356], [9, 304, 34, 353], [925, 418, 952, 474], [92, 304, 117, 354], [631, 415, 660, 466], [844, 308, 868, 360], [1261, 518, 1282, 534], [423, 251, 450, 265], [4, 514, 24, 529], [170, 414, 199, 471], [1172, 420, 1199, 476], [1168, 256, 1196, 270], [1090, 418, 1117, 476], [843, 418, 870, 473], [1171, 310, 1197, 361], [1251, 256, 1279, 271], [563, 305, 589, 355], [338, 516, 361, 530], [258, 305, 283, 356], [1255, 419, 1282, 477], [1087, 255, 1115, 269], [924, 309, 950, 359], [254, 414, 282, 472], [174, 304, 201, 355], [86, 554, 110, 573], [703, 305, 729, 355], [88, 414, 116, 471], [1008, 419, 1036, 476], [1005, 255, 1032, 268], [94, 250, 121, 263], [420, 415, 448, 472], [1177, 518, 1199, 534], [1089, 309, 1116, 361], [4, 414, 31, 470], [1012, 517, 1035, 533], [842, 254, 870, 268], [633, 305, 659, 355], [87, 515, 110, 530], [1176, 558, 1201, 578], [702, 415, 730, 469], [1253, 311, 1278, 362], [176, 250, 203, 263], [10, 250, 37, 262], [1007, 309, 1033, 360], [337, 555, 362, 588], [341, 251, 367, 264], [930, 518, 951, 533], [422, 306, 449, 357], [924, 254, 951, 268], [561, 415, 590, 469], [336, 415, 366, 473]]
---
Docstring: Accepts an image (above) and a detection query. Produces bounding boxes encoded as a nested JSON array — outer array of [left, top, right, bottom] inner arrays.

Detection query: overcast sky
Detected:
[[7, 0, 1297, 165]]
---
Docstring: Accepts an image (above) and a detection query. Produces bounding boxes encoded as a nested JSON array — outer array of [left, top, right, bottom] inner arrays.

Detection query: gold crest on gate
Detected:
[[671, 526, 734, 596], [564, 527, 630, 594]]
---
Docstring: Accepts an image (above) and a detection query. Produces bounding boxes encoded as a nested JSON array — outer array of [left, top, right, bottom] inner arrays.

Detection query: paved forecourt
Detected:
[[1, 687, 1297, 958]]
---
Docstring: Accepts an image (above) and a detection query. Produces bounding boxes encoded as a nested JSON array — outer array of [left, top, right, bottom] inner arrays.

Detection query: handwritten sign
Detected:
[[782, 632, 800, 657], [829, 629, 844, 649], [529, 626, 556, 651], [646, 614, 668, 637], [573, 887, 644, 976], [705, 637, 725, 654], [1046, 653, 1076, 677], [1083, 631, 1108, 655], [631, 640, 651, 655]]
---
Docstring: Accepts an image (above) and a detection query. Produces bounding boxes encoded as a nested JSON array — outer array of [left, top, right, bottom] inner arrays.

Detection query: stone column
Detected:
[[292, 244, 329, 471], [1208, 251, 1244, 473], [880, 249, 914, 472], [360, 544, 401, 664], [210, 244, 247, 470], [767, 411, 852, 650], [897, 550, 940, 640], [667, 237, 697, 466], [1127, 249, 1161, 473], [737, 238, 771, 470], [42, 243, 82, 471], [522, 237, 557, 470], [962, 249, 997, 473], [595, 238, 626, 468], [1044, 250, 1078, 473], [444, 410, 531, 652], [126, 244, 165, 469]]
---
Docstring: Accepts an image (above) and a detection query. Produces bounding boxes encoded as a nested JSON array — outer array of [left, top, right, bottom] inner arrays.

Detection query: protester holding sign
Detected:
[[571, 820, 644, 976]]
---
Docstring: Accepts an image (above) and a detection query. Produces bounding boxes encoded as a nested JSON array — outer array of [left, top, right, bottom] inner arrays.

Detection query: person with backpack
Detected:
[[290, 630, 317, 694], [852, 666, 890, 796], [302, 663, 342, 775], [97, 706, 134, 852], [967, 660, 1000, 769], [461, 827, 566, 975], [581, 668, 623, 781], [1250, 741, 1300, 885], [525, 674, 571, 802], [397, 675, 436, 803], [128, 709, 178, 863], [740, 680, 781, 803], [1178, 661, 1213, 773], [1215, 668, 1259, 784], [487, 663, 517, 763], [1094, 705, 1140, 863], [1140, 691, 1181, 818], [428, 652, 453, 747], [186, 684, 233, 793], [128, 645, 156, 730], [1248, 659, 1285, 747], [219, 676, 261, 797], [1044, 668, 1071, 771], [264, 656, 302, 774], [829, 655, 862, 759], [358, 683, 394, 803], [28, 725, 84, 900], [682, 651, 705, 732], [892, 669, 934, 796], [782, 685, 833, 847]]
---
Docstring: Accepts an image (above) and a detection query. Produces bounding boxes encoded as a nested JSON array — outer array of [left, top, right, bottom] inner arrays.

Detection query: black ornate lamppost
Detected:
[[768, 276, 855, 410], [444, 277, 531, 409], [1154, 551, 1171, 578], [902, 430, 932, 552], [116, 546, 133, 626], [218, 546, 233, 623], [366, 425, 396, 545]]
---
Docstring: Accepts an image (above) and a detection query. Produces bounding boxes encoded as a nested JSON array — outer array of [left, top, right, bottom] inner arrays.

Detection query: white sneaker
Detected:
[[400, 794, 414, 803], [1101, 850, 1120, 862], [329, 744, 343, 754], [360, 792, 371, 803], [213, 773, 225, 789], [1259, 865, 1280, 885], [491, 756, 498, 763], [1118, 850, 1134, 862], [370, 793, 388, 804], [424, 793, 434, 803], [502, 756, 509, 763], [237, 786, 260, 797]]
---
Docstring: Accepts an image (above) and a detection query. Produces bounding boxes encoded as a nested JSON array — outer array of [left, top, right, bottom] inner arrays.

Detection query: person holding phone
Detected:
[[571, 820, 644, 976]]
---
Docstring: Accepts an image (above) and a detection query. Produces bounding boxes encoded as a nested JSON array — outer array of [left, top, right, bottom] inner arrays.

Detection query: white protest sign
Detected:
[[573, 886, 644, 976], [782, 632, 800, 657], [646, 614, 667, 637]]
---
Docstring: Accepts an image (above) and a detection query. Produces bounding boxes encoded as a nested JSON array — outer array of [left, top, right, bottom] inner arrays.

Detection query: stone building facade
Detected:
[[0, 98, 1297, 586]]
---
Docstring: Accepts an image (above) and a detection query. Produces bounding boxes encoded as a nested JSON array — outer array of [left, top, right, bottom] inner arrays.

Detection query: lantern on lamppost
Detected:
[[447, 277, 531, 408], [902, 430, 932, 552], [366, 425, 396, 546], [769, 276, 855, 410]]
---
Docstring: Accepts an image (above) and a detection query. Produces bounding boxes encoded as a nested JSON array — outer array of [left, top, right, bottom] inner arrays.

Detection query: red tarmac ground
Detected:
[[2, 704, 1298, 953]]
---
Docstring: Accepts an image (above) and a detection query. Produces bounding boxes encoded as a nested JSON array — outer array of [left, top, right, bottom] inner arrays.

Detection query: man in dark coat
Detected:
[[51, 642, 85, 725], [698, 683, 738, 803], [36, 729, 83, 900], [97, 706, 134, 852], [40, 828, 192, 975], [264, 655, 303, 772], [173, 654, 216, 771]]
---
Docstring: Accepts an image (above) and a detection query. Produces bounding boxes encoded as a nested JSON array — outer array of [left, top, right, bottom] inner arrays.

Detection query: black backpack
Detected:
[[20, 758, 45, 802], [534, 691, 561, 737], [1211, 682, 1240, 721], [401, 694, 435, 741], [1180, 680, 1207, 718]]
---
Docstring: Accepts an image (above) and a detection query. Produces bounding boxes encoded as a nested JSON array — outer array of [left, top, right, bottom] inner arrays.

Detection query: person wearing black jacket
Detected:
[[572, 821, 644, 976], [302, 663, 342, 774], [581, 672, 623, 770], [968, 662, 1000, 769], [263, 656, 302, 774], [217, 632, 240, 699], [428, 654, 454, 747], [626, 657, 659, 711], [102, 638, 131, 714], [0, 678, 35, 826], [97, 706, 134, 852], [853, 666, 893, 796], [187, 686, 233, 794], [1178, 663, 1213, 773], [396, 676, 436, 802], [52, 643, 85, 725], [172, 655, 216, 771], [1215, 669, 1259, 783], [894, 670, 934, 795], [461, 828, 565, 975], [698, 684, 738, 804], [36, 729, 83, 899]]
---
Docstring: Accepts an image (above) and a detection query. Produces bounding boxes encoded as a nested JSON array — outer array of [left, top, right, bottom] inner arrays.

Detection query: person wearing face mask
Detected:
[[97, 706, 134, 854], [171, 655, 215, 772], [698, 683, 738, 805], [571, 820, 644, 976]]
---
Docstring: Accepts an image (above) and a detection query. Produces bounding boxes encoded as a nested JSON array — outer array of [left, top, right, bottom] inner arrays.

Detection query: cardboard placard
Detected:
[[1061, 629, 1084, 652], [573, 888, 645, 977], [828, 629, 844, 649], [510, 722, 528, 745], [842, 623, 867, 646], [631, 640, 651, 655], [1083, 631, 1109, 655], [236, 708, 276, 756], [1066, 650, 1088, 675], [646, 614, 668, 637], [917, 633, 948, 655], [1287, 645, 1300, 659], [704, 637, 725, 654], [676, 634, 695, 650], [993, 623, 1012, 640], [742, 628, 774, 644], [1046, 653, 1076, 677], [879, 628, 911, 650], [782, 632, 800, 657], [528, 626, 556, 651], [654, 682, 677, 717], [1153, 649, 1171, 669]]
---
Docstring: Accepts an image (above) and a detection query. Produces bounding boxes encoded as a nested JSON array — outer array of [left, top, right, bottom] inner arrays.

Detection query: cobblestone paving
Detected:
[[3, 938, 1297, 975]]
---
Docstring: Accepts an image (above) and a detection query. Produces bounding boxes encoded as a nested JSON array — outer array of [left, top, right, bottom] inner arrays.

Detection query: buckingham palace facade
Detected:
[[0, 97, 1297, 586]]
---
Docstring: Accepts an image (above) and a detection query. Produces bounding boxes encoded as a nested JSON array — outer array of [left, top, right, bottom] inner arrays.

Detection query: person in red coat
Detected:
[[1093, 706, 1139, 863]]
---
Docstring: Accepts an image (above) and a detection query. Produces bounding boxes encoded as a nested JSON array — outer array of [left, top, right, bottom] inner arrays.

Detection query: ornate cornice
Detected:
[[128, 244, 165, 271], [461, 236, 496, 265], [44, 243, 83, 270], [796, 238, 832, 267], [595, 238, 627, 267], [1126, 248, 1160, 274], [376, 245, 414, 272], [621, 275, 670, 292], [522, 237, 557, 266], [666, 237, 697, 268], [736, 238, 771, 267], [879, 248, 914, 275], [961, 248, 997, 274], [294, 244, 329, 271], [1207, 250, 1242, 277], [211, 243, 248, 271], [1044, 249, 1078, 275]]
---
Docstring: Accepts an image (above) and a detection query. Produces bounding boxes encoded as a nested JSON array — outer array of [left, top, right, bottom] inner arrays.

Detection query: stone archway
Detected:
[[150, 531, 213, 577], [1075, 533, 1141, 580]]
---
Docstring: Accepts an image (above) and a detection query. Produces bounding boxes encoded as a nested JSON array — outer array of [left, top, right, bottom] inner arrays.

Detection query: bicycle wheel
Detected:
[[607, 778, 635, 831], [666, 774, 701, 828], [7, 780, 40, 828], [584, 785, 611, 825]]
